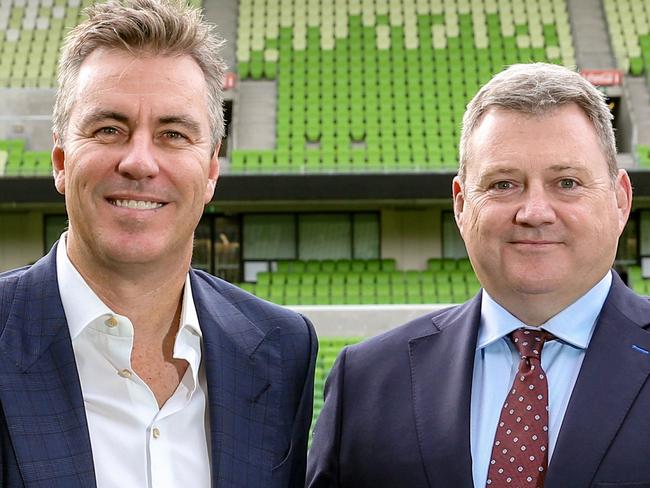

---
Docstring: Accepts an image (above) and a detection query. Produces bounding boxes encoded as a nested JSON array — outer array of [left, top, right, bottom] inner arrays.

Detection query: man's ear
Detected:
[[204, 142, 220, 204], [452, 176, 465, 232], [52, 134, 66, 195], [615, 169, 633, 234]]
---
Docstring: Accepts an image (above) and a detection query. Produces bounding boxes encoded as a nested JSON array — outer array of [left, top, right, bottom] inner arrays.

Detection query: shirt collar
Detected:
[[477, 271, 612, 350], [57, 233, 114, 340], [56, 232, 202, 341]]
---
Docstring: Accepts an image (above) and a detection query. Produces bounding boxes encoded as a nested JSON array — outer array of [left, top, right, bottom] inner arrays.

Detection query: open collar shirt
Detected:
[[56, 235, 211, 487], [470, 272, 612, 487]]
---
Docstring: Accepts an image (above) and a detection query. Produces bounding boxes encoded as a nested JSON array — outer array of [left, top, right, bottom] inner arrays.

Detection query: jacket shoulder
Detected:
[[190, 269, 313, 336], [0, 266, 30, 333], [345, 303, 462, 358]]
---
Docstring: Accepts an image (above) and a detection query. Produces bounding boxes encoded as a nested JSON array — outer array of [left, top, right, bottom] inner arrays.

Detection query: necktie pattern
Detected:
[[486, 328, 554, 487]]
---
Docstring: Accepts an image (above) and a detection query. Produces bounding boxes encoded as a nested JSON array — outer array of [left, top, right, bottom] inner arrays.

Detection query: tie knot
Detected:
[[509, 328, 553, 359]]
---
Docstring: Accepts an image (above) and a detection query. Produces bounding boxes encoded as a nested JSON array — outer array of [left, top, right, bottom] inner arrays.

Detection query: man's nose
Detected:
[[117, 133, 160, 180], [514, 184, 557, 226]]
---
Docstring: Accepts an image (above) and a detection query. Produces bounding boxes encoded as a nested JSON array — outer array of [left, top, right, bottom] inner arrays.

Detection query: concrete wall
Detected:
[[0, 88, 56, 150], [292, 303, 449, 337], [380, 207, 442, 270], [0, 211, 43, 271]]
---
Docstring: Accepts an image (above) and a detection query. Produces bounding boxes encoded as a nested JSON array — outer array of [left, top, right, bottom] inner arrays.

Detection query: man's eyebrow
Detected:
[[159, 115, 202, 134], [476, 166, 521, 181], [546, 163, 589, 173], [79, 110, 129, 126]]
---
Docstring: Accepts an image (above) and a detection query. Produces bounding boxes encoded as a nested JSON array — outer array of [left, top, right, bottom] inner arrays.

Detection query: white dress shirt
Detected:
[[56, 235, 211, 487]]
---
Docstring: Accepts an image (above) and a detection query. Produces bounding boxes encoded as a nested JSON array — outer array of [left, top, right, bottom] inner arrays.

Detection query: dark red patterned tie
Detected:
[[486, 328, 554, 487]]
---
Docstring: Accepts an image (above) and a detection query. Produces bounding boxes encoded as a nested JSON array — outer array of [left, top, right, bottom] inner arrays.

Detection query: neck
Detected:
[[492, 291, 579, 326], [65, 238, 189, 342]]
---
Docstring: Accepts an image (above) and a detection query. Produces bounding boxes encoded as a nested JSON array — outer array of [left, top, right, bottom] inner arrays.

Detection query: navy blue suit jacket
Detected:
[[0, 244, 317, 487], [307, 272, 650, 487]]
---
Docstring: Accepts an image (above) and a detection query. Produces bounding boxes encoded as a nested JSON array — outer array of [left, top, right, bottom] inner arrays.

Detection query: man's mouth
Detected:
[[108, 199, 164, 210]]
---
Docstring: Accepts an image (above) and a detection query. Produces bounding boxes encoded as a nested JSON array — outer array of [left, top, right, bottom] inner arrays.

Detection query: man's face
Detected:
[[53, 49, 219, 269], [453, 103, 631, 316]]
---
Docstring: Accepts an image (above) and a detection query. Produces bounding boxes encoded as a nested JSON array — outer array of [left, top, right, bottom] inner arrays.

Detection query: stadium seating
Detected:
[[603, 0, 648, 76], [626, 265, 650, 293], [238, 257, 481, 305], [0, 0, 90, 88], [0, 138, 51, 176], [313, 336, 362, 432], [233, 0, 575, 174], [637, 143, 650, 167]]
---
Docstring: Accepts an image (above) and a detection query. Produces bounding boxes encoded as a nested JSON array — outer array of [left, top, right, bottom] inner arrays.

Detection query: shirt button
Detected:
[[118, 369, 132, 378], [152, 427, 161, 439], [105, 316, 118, 328]]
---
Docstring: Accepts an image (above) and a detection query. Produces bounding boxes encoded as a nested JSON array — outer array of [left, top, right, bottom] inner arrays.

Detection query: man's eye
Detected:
[[559, 179, 576, 189], [98, 127, 118, 135], [164, 131, 186, 139], [493, 181, 513, 190]]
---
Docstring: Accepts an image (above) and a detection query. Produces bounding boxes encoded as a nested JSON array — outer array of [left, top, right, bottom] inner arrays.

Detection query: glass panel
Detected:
[[243, 214, 295, 260], [442, 211, 467, 259], [353, 213, 379, 259], [214, 216, 241, 282], [299, 213, 351, 259]]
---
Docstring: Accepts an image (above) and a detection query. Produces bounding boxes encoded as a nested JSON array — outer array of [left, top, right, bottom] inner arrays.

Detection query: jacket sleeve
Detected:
[[305, 346, 348, 488], [282, 314, 319, 487]]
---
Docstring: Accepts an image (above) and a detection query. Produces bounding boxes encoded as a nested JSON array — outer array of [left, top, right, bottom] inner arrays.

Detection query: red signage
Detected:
[[580, 69, 623, 87], [223, 71, 237, 90]]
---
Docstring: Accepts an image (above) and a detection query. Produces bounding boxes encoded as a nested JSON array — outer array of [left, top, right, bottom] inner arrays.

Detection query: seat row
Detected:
[[233, 0, 574, 174], [0, 139, 51, 176]]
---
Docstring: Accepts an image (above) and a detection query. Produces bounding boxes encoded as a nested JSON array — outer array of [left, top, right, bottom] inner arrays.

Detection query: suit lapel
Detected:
[[408, 295, 481, 488], [0, 245, 95, 486], [191, 272, 283, 487], [546, 275, 650, 487]]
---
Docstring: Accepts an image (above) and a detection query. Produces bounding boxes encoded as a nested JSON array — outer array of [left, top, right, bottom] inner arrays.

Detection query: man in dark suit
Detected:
[[307, 63, 650, 488], [0, 1, 316, 486]]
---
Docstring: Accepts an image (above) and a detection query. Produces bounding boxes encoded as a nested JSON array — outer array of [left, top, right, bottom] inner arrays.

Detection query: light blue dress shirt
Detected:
[[470, 272, 612, 488]]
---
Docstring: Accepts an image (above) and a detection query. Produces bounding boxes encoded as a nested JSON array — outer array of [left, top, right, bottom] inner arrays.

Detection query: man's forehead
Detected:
[[71, 49, 209, 123], [76, 48, 207, 96]]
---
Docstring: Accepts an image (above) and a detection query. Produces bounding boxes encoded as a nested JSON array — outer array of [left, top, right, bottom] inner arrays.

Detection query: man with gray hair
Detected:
[[308, 63, 650, 487], [0, 1, 316, 486]]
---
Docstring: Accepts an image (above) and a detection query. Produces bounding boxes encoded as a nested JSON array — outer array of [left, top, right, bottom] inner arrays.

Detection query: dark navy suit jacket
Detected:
[[0, 244, 317, 487], [307, 272, 650, 488]]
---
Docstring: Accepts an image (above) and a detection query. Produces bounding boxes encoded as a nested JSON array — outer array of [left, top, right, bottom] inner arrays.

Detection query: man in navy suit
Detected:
[[0, 1, 316, 486], [307, 63, 650, 487]]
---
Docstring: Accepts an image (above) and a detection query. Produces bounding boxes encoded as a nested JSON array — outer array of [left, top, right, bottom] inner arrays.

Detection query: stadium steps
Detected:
[[567, 0, 616, 69]]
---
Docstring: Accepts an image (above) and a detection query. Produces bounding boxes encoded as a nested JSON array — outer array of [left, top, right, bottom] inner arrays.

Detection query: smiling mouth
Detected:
[[108, 199, 164, 210]]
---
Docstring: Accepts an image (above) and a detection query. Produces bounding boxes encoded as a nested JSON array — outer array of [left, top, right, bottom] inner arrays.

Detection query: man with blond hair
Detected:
[[0, 1, 316, 486], [308, 63, 650, 487]]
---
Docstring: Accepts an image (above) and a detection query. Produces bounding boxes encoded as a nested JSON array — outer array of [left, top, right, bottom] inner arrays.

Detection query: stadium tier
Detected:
[[604, 0, 650, 76], [0, 0, 88, 88], [237, 258, 481, 305], [232, 0, 575, 173]]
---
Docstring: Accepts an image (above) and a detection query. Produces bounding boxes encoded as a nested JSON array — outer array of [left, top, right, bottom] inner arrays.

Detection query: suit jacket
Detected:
[[307, 272, 650, 488], [0, 244, 317, 487]]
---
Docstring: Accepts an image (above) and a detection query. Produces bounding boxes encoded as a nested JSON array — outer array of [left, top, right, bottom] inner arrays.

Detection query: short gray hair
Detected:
[[52, 0, 226, 150], [458, 63, 617, 181]]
